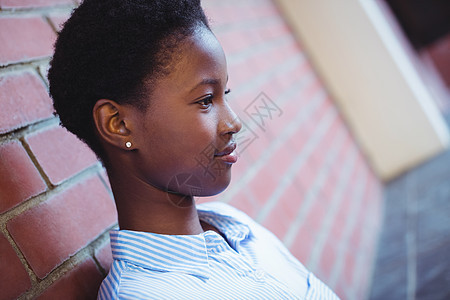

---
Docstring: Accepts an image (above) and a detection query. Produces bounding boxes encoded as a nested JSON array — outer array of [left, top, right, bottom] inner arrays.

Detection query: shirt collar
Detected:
[[110, 207, 253, 280], [197, 208, 253, 252]]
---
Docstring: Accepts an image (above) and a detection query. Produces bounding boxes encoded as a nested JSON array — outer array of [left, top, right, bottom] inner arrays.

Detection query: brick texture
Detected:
[[0, 17, 56, 65], [36, 258, 103, 300], [0, 72, 54, 133], [26, 126, 98, 185], [0, 233, 31, 300], [0, 141, 46, 213], [7, 176, 117, 278]]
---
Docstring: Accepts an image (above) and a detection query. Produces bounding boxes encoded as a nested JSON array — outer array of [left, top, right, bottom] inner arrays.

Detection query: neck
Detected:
[[107, 167, 205, 235]]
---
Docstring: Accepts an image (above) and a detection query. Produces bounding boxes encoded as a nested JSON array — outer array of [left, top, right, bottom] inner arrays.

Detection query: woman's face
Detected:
[[129, 26, 242, 199]]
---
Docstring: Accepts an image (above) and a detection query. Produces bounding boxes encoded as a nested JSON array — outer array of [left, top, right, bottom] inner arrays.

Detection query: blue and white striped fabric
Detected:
[[97, 202, 340, 299]]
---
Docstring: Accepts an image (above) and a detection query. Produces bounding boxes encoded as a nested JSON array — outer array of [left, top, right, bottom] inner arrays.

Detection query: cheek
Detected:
[[164, 114, 217, 158], [158, 115, 232, 196], [136, 111, 221, 189]]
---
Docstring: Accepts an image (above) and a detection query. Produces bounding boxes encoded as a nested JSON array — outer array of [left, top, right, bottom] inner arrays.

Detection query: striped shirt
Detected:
[[97, 202, 340, 299]]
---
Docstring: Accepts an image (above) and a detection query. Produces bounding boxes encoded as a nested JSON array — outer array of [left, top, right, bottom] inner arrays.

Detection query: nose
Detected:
[[219, 102, 242, 136]]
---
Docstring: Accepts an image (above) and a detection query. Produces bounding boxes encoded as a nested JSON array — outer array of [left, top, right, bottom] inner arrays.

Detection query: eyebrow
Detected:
[[189, 76, 229, 93]]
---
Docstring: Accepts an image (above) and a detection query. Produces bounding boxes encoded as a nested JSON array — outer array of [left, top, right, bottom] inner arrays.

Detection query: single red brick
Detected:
[[36, 258, 103, 300], [26, 126, 98, 185], [0, 233, 31, 299], [0, 17, 56, 65], [95, 242, 113, 274], [7, 176, 117, 278], [0, 72, 54, 133], [0, 0, 73, 9], [0, 141, 47, 213]]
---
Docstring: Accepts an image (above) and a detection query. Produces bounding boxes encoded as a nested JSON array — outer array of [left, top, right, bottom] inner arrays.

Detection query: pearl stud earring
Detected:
[[125, 141, 132, 148]]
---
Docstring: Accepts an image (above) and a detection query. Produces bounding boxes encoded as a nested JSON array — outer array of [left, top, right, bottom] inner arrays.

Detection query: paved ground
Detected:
[[369, 113, 450, 300]]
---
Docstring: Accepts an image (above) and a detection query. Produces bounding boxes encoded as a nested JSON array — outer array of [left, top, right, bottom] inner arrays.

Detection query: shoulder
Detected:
[[306, 273, 341, 299]]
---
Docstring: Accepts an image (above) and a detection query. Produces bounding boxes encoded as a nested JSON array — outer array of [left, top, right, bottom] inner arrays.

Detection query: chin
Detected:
[[165, 168, 231, 197], [197, 172, 232, 197]]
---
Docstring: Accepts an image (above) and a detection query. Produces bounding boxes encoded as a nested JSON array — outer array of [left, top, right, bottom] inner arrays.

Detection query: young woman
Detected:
[[49, 0, 339, 299]]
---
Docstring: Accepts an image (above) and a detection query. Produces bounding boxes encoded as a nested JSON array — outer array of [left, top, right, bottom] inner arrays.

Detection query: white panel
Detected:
[[275, 0, 449, 180]]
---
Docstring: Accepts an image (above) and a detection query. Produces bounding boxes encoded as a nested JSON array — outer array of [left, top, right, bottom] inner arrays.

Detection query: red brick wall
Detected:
[[0, 0, 383, 299]]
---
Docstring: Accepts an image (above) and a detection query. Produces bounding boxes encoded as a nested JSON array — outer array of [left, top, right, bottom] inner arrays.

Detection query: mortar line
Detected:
[[19, 137, 54, 189], [0, 57, 50, 73], [43, 14, 58, 33]]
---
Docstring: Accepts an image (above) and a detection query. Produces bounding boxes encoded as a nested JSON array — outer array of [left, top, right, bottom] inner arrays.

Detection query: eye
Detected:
[[196, 95, 213, 108], [225, 88, 231, 95]]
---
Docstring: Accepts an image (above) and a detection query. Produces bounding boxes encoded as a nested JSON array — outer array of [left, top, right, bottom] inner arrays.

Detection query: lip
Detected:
[[214, 143, 238, 163]]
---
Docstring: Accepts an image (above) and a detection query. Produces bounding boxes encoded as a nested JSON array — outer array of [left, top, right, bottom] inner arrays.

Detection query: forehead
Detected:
[[151, 27, 227, 96]]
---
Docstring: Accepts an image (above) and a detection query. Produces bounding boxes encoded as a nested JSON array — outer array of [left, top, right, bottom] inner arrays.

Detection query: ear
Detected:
[[93, 99, 135, 150]]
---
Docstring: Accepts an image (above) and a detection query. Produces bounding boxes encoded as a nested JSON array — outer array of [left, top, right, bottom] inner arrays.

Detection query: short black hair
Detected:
[[48, 0, 210, 161]]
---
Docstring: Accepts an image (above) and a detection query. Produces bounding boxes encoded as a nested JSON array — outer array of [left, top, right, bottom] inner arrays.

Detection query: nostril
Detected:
[[228, 117, 242, 135]]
